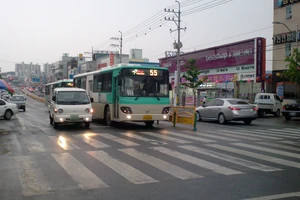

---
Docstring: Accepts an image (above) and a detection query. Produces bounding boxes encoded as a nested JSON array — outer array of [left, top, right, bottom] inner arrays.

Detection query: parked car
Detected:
[[254, 93, 282, 117], [0, 99, 19, 120], [282, 99, 300, 120], [10, 95, 26, 111], [196, 98, 258, 125]]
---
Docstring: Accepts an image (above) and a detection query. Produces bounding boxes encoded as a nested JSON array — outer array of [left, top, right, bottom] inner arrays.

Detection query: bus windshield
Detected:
[[120, 75, 169, 97]]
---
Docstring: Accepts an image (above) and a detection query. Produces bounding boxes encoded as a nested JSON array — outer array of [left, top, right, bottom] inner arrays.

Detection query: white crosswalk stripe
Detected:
[[280, 141, 300, 146], [220, 130, 282, 140], [205, 130, 261, 141], [88, 151, 158, 184], [179, 145, 282, 172], [97, 133, 140, 146], [48, 136, 81, 150], [140, 132, 192, 144], [159, 131, 215, 143], [120, 148, 201, 180], [150, 146, 243, 175], [233, 129, 300, 139], [256, 142, 300, 151], [268, 128, 300, 134], [182, 131, 240, 142], [120, 132, 167, 144], [73, 134, 110, 148], [52, 153, 108, 190]]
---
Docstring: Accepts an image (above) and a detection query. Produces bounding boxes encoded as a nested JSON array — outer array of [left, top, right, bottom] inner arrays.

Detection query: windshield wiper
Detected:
[[153, 92, 160, 101], [135, 96, 139, 100]]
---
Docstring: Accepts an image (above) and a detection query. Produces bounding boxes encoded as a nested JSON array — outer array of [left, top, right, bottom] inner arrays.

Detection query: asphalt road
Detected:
[[1, 93, 300, 200]]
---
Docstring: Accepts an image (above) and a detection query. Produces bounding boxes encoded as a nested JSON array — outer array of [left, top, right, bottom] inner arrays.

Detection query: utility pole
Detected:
[[110, 31, 123, 64], [296, 24, 298, 49], [165, 1, 186, 106]]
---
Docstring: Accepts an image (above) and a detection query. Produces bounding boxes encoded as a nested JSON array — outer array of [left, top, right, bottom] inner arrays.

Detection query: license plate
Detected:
[[143, 115, 152, 120], [70, 115, 79, 121]]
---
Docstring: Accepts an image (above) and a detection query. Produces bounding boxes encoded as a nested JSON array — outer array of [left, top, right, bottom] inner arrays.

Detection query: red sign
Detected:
[[98, 63, 107, 69], [110, 53, 114, 66]]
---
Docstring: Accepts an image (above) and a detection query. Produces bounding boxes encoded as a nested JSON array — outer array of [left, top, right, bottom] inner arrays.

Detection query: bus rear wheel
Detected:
[[105, 106, 112, 126], [145, 121, 154, 127]]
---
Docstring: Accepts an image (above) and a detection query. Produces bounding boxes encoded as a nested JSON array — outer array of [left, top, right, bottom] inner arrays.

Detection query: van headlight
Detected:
[[58, 109, 63, 114], [85, 108, 93, 113]]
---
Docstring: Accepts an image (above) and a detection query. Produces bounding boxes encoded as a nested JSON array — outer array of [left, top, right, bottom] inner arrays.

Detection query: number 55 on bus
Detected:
[[73, 64, 172, 127]]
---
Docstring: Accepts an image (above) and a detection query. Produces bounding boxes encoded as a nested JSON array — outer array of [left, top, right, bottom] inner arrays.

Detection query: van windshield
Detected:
[[57, 91, 90, 105], [11, 96, 25, 101]]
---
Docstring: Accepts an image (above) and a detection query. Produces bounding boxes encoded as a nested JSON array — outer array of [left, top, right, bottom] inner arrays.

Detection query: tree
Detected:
[[284, 48, 300, 98], [181, 59, 206, 107]]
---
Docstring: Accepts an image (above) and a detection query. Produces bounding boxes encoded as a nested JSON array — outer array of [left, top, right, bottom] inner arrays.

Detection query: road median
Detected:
[[20, 89, 46, 104]]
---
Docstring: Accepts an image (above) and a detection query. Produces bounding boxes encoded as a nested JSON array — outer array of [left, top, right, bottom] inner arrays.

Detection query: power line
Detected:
[[182, 0, 228, 12]]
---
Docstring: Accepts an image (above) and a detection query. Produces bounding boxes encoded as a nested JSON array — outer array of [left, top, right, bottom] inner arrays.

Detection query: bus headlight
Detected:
[[162, 107, 170, 114], [121, 107, 132, 114]]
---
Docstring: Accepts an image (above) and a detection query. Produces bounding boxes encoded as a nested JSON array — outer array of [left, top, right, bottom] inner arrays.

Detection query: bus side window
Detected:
[[89, 80, 93, 93], [93, 74, 103, 92]]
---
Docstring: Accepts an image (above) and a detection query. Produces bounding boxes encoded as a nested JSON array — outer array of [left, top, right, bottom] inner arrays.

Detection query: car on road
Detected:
[[196, 98, 258, 125], [0, 98, 19, 120], [49, 88, 93, 129], [10, 95, 26, 111], [254, 93, 282, 117], [282, 99, 300, 120]]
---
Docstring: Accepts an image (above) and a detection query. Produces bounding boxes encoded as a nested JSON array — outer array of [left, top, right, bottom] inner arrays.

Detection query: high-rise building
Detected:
[[15, 62, 41, 81], [272, 0, 300, 98]]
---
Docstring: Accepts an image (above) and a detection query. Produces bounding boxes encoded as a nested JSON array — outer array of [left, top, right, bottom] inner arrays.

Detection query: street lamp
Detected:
[[273, 21, 298, 48]]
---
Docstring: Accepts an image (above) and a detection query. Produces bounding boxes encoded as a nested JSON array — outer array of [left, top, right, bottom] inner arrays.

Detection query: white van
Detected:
[[49, 88, 93, 129], [254, 93, 283, 117]]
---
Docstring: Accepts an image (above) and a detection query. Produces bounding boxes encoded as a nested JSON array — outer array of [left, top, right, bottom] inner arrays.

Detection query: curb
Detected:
[[20, 89, 46, 104]]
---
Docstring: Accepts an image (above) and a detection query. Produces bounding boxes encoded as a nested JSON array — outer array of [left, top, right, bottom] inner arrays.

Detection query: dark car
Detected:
[[282, 99, 300, 120]]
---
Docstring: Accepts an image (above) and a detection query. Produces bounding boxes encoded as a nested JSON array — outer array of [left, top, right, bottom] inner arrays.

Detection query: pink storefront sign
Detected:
[[199, 74, 234, 82]]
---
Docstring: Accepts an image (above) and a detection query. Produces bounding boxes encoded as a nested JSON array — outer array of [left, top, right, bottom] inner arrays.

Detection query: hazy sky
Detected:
[[0, 0, 273, 72]]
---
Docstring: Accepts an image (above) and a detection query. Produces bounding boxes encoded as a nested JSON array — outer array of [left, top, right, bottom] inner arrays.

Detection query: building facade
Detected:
[[159, 38, 266, 104], [15, 62, 41, 81], [272, 0, 300, 98]]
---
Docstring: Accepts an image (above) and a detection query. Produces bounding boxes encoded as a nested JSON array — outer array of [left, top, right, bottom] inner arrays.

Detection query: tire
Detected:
[[258, 110, 266, 117], [53, 122, 58, 129], [218, 113, 227, 124], [244, 120, 252, 125], [196, 111, 202, 121], [49, 115, 53, 125], [23, 107, 26, 112], [85, 122, 90, 129], [145, 121, 154, 127], [4, 110, 13, 120], [285, 116, 291, 120], [105, 106, 112, 126], [274, 109, 280, 117]]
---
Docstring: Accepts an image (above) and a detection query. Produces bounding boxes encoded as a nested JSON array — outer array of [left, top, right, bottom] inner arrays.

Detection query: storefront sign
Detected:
[[109, 53, 114, 66], [238, 73, 255, 81], [276, 0, 300, 7], [200, 64, 255, 76], [256, 38, 262, 77], [198, 73, 235, 82], [273, 32, 297, 45], [206, 49, 253, 61]]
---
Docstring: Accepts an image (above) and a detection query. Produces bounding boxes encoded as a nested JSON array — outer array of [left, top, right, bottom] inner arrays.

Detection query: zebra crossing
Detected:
[[3, 127, 300, 197]]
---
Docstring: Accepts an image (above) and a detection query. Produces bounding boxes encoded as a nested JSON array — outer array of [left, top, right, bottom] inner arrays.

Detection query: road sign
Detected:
[[32, 78, 40, 82]]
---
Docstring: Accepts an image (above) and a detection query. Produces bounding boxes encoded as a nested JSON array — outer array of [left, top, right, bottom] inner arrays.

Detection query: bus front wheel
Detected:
[[145, 121, 154, 127], [105, 106, 112, 126]]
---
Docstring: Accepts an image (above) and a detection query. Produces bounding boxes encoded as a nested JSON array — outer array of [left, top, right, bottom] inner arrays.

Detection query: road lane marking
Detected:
[[206, 130, 261, 141], [161, 131, 215, 143], [16, 115, 26, 130], [52, 153, 108, 189], [14, 156, 52, 196], [120, 132, 168, 144], [139, 132, 192, 144], [22, 137, 45, 153], [97, 133, 139, 146], [280, 141, 300, 146], [207, 144, 300, 169], [73, 134, 110, 148], [120, 148, 201, 180], [150, 147, 243, 175], [220, 130, 281, 140], [179, 145, 282, 172], [256, 142, 300, 151], [48, 136, 80, 150], [238, 129, 300, 139], [243, 191, 300, 200], [88, 151, 158, 184], [233, 143, 300, 159], [182, 131, 240, 142], [268, 128, 300, 134]]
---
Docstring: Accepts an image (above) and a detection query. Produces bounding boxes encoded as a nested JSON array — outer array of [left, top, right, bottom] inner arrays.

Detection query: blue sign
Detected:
[[277, 84, 284, 97], [69, 74, 74, 79], [32, 78, 40, 82]]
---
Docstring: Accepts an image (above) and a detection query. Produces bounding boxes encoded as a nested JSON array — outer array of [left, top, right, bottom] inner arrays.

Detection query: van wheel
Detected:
[[4, 110, 13, 120], [285, 116, 291, 120], [218, 113, 227, 124], [23, 107, 26, 112], [244, 120, 252, 125], [274, 109, 280, 117], [105, 106, 112, 126], [49, 115, 53, 125], [85, 122, 90, 129], [53, 122, 58, 129]]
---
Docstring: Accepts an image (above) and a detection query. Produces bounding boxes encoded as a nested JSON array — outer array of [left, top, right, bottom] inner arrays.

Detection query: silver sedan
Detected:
[[196, 98, 258, 125]]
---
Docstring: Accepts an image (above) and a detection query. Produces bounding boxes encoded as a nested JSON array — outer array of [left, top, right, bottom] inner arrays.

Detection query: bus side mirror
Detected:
[[168, 83, 172, 91], [52, 96, 56, 102], [90, 97, 94, 103]]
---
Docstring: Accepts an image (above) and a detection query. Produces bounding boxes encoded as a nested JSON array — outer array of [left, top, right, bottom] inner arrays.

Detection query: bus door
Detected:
[[113, 76, 120, 119]]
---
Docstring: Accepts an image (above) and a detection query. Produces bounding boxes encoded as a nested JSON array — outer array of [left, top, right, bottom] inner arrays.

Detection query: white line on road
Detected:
[[240, 129, 300, 139], [233, 143, 300, 159], [120, 132, 167, 144], [88, 151, 158, 184], [52, 153, 108, 190], [139, 132, 192, 144], [243, 191, 300, 200], [268, 128, 300, 134], [23, 137, 45, 153], [161, 131, 215, 143], [179, 145, 282, 172], [97, 133, 139, 147], [48, 136, 81, 150], [183, 131, 240, 142], [150, 147, 243, 175], [73, 134, 110, 149], [280, 141, 300, 146], [120, 148, 201, 180], [221, 130, 282, 140], [207, 144, 300, 169], [16, 115, 26, 130], [256, 142, 300, 152], [14, 156, 52, 196], [205, 130, 261, 141]]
